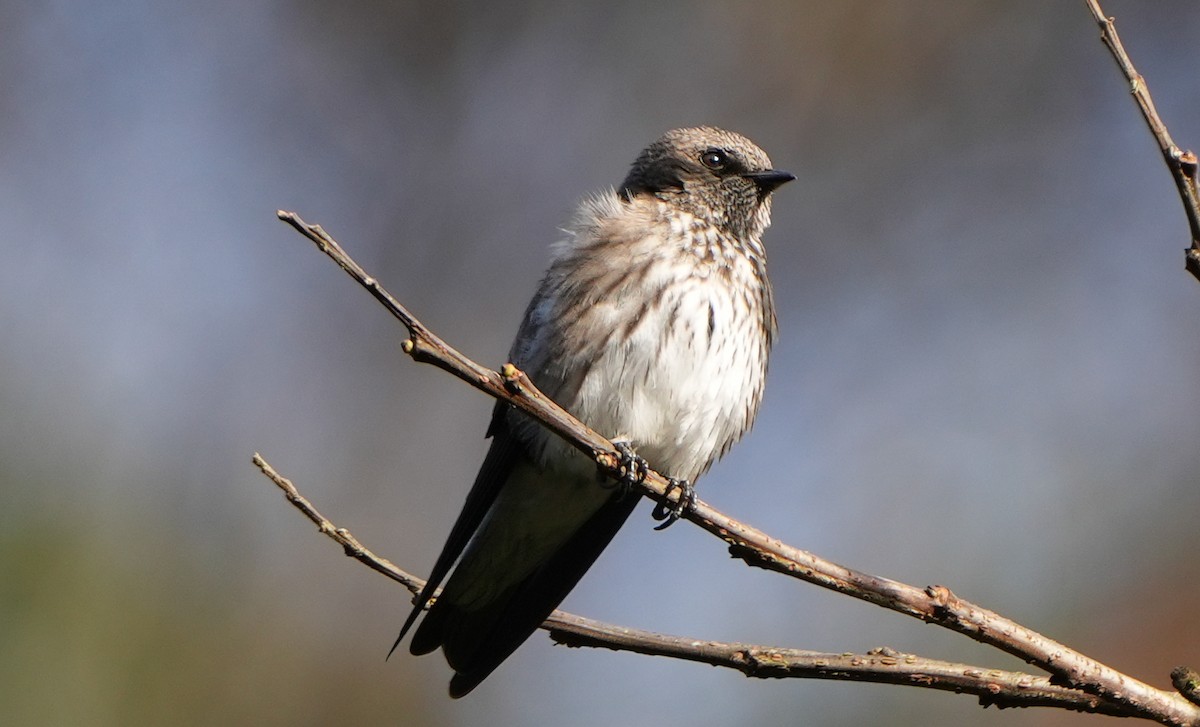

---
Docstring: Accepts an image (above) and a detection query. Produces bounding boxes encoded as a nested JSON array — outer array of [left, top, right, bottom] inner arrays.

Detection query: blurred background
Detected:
[[2, 1, 1198, 725]]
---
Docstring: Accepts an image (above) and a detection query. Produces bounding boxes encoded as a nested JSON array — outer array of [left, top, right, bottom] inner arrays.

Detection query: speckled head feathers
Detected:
[[619, 126, 793, 240]]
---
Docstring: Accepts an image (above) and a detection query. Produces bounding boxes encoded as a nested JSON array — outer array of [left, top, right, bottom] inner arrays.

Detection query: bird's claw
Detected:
[[603, 439, 649, 499], [651, 478, 695, 529], [602, 442, 692, 526]]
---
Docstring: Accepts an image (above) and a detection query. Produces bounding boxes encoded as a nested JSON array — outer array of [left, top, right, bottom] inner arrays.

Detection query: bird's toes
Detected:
[[600, 439, 650, 498], [652, 478, 695, 530]]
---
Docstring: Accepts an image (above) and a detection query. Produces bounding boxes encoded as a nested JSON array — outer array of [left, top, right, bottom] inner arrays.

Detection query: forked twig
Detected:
[[252, 454, 1132, 716], [1085, 0, 1200, 281], [262, 209, 1199, 724]]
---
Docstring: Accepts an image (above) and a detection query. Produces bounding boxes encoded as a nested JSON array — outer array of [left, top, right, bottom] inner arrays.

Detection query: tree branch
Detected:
[[267, 211, 1199, 724], [252, 454, 1134, 718], [1085, 0, 1200, 281]]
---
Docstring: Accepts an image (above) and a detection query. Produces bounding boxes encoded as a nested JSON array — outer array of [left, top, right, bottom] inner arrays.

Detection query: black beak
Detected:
[[742, 169, 795, 194]]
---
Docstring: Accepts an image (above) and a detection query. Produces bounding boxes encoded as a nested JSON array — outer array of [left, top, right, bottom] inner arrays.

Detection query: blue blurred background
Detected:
[[2, 1, 1198, 725]]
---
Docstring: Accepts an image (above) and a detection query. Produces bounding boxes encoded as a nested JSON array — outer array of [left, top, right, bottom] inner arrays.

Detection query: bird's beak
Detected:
[[742, 169, 795, 194]]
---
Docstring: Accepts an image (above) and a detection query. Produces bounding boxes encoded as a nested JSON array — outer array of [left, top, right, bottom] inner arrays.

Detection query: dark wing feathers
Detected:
[[442, 492, 640, 697], [398, 278, 638, 695], [391, 402, 518, 658]]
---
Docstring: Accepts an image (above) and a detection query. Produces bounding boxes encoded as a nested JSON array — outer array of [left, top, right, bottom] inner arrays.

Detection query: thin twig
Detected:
[[253, 453, 419, 594], [268, 211, 1200, 724], [252, 453, 1135, 716], [1085, 0, 1200, 281]]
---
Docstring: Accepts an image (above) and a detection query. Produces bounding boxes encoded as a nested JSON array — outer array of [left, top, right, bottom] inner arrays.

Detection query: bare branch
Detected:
[[1084, 0, 1200, 281], [253, 453, 420, 595], [252, 454, 1135, 718], [266, 212, 1200, 724]]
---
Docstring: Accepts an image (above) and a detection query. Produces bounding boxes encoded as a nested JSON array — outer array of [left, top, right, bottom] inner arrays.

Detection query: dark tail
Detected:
[[412, 493, 640, 697]]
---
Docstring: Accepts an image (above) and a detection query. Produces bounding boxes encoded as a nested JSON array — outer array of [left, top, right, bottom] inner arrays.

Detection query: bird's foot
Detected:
[[651, 478, 695, 530], [602, 439, 649, 499]]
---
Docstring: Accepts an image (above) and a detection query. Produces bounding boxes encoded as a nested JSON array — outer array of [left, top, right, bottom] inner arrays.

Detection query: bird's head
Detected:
[[620, 126, 793, 242]]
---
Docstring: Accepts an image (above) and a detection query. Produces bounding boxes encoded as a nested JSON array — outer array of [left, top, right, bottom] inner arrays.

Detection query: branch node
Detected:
[[925, 584, 953, 610], [500, 362, 525, 394], [727, 542, 770, 570], [1171, 666, 1200, 707], [1086, 0, 1200, 283], [1175, 149, 1199, 176], [867, 645, 901, 660], [593, 448, 617, 473], [1187, 248, 1200, 279]]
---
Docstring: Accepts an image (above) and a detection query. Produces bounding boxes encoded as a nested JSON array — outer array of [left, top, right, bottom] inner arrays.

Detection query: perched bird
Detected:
[[395, 126, 792, 697]]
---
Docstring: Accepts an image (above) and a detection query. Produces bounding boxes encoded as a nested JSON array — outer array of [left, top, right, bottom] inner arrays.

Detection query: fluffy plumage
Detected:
[[396, 127, 792, 697]]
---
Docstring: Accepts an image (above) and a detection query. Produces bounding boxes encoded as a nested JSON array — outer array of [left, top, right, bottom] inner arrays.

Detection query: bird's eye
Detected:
[[700, 148, 729, 171]]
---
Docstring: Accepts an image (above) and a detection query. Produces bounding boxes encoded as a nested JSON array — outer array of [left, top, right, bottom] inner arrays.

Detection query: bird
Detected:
[[393, 126, 793, 697]]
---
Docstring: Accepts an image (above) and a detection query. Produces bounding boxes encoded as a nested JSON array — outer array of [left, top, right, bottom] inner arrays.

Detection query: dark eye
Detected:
[[700, 148, 729, 171]]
